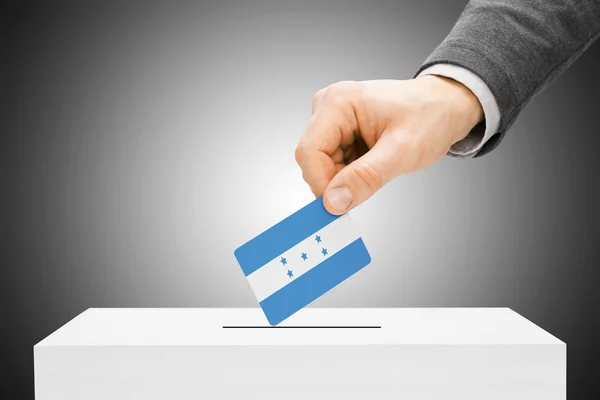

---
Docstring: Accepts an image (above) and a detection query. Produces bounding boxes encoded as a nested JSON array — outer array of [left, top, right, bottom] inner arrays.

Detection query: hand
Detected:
[[295, 75, 484, 214]]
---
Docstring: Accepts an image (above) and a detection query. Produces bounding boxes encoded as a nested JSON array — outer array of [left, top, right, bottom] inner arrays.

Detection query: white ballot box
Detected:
[[34, 308, 565, 399]]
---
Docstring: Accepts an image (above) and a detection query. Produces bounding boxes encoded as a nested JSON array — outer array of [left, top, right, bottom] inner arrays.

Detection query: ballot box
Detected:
[[34, 308, 565, 399]]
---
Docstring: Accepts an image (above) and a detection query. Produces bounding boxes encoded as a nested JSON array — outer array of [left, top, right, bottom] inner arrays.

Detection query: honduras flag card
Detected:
[[234, 196, 371, 326]]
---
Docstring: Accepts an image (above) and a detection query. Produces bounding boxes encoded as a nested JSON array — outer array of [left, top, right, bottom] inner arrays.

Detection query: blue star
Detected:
[[321, 248, 328, 256], [280, 257, 287, 265], [301, 252, 308, 261], [315, 235, 322, 243], [287, 270, 294, 278]]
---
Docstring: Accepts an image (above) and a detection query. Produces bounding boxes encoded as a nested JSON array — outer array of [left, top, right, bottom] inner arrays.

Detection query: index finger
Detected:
[[295, 101, 354, 196]]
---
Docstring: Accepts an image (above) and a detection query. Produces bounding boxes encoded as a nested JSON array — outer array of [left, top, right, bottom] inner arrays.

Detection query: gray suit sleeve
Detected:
[[415, 0, 600, 157]]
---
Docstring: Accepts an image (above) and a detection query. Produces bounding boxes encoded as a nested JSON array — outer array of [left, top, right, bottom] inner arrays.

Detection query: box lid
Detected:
[[35, 308, 563, 347]]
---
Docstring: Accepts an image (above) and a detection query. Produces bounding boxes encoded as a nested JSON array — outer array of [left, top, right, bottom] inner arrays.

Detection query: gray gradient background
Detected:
[[3, 0, 599, 398]]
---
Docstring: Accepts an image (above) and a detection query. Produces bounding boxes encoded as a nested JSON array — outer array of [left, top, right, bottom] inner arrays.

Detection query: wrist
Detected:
[[419, 74, 484, 143]]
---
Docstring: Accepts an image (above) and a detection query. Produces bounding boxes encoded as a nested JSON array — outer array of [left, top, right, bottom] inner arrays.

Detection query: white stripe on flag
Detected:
[[246, 213, 360, 302]]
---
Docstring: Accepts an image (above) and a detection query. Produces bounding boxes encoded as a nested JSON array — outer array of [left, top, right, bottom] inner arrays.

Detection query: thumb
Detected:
[[322, 134, 402, 215]]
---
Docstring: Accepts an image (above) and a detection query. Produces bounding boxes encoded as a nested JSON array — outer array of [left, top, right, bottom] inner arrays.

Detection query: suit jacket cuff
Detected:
[[417, 64, 501, 158]]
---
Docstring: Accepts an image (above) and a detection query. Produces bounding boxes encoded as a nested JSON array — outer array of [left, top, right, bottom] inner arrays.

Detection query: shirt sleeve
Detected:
[[417, 63, 501, 159]]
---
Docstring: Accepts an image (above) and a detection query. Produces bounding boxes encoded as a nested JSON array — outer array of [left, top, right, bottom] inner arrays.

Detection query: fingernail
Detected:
[[327, 186, 352, 212]]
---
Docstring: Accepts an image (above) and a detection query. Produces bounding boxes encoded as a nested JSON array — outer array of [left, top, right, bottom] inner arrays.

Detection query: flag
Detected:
[[234, 196, 371, 326]]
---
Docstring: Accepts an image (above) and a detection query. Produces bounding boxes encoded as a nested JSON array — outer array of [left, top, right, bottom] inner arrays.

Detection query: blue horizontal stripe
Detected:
[[234, 196, 340, 276], [259, 238, 371, 326]]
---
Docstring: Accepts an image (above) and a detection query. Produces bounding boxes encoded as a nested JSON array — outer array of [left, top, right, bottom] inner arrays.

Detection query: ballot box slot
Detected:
[[222, 325, 382, 329]]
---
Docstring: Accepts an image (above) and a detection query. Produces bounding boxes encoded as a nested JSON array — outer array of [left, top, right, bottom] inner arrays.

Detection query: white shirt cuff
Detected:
[[418, 64, 500, 157]]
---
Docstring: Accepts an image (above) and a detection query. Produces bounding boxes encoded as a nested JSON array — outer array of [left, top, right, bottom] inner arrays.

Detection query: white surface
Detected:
[[246, 213, 359, 302], [34, 308, 566, 400], [419, 63, 501, 157], [36, 307, 562, 346]]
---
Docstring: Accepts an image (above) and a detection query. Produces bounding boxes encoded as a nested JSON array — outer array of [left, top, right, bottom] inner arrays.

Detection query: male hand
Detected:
[[295, 75, 484, 215]]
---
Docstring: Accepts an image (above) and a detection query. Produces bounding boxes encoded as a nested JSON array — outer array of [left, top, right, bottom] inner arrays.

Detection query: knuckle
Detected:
[[323, 81, 360, 110], [312, 88, 326, 104], [325, 90, 348, 110], [352, 161, 384, 192], [329, 80, 355, 91], [301, 167, 310, 184], [294, 142, 308, 165]]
